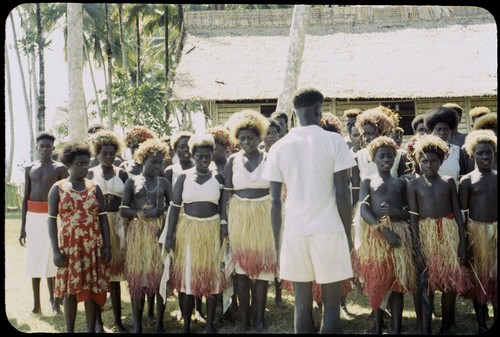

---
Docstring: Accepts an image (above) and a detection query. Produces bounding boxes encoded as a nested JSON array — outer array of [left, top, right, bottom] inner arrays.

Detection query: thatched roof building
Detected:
[[171, 5, 497, 131]]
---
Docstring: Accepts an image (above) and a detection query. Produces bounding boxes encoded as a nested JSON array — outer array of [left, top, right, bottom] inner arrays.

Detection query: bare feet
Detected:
[[275, 300, 287, 309]]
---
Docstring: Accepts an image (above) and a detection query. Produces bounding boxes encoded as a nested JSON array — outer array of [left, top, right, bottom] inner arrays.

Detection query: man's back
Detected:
[[263, 124, 356, 235]]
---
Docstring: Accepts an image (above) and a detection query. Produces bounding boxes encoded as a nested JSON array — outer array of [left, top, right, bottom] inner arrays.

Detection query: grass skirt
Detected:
[[227, 195, 276, 279], [107, 212, 127, 279], [170, 214, 226, 298], [465, 219, 497, 307], [355, 219, 417, 309], [418, 216, 473, 293], [125, 217, 163, 300]]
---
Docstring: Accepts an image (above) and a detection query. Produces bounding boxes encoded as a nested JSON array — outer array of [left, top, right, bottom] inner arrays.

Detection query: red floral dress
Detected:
[[54, 179, 110, 307]]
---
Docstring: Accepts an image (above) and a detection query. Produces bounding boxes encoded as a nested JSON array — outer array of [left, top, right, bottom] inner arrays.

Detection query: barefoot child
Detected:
[[459, 130, 497, 334], [407, 134, 471, 335], [20, 131, 68, 315], [120, 139, 173, 333], [357, 136, 417, 334]]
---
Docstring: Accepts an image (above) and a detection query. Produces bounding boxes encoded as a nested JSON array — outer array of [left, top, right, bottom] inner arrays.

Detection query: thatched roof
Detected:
[[171, 6, 497, 101]]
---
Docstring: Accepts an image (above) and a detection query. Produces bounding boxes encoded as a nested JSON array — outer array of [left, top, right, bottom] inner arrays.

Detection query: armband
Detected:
[[220, 220, 228, 225], [48, 214, 58, 219], [119, 205, 130, 209], [169, 201, 182, 208], [408, 211, 419, 216], [223, 186, 234, 190], [99, 211, 107, 216], [351, 186, 360, 190]]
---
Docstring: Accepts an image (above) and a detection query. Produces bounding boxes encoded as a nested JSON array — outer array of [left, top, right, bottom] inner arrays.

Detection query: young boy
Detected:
[[459, 130, 497, 334], [357, 136, 416, 334], [120, 138, 173, 333], [20, 131, 68, 314], [407, 134, 471, 335]]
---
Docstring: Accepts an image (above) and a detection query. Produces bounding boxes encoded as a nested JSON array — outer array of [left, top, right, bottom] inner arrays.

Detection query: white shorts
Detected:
[[280, 232, 353, 284]]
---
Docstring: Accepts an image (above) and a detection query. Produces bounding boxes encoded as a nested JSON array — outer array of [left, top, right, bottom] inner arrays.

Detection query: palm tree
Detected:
[[67, 3, 86, 141], [9, 11, 35, 160], [105, 3, 113, 129], [275, 5, 310, 127], [5, 43, 15, 182], [36, 3, 46, 131]]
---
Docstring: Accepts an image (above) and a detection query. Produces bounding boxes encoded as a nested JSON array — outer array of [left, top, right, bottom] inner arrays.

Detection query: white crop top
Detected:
[[231, 151, 270, 190], [92, 167, 125, 197], [182, 171, 221, 205]]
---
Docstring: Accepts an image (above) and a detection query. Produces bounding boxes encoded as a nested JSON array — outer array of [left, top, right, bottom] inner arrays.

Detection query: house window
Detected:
[[260, 105, 277, 117], [381, 101, 415, 135]]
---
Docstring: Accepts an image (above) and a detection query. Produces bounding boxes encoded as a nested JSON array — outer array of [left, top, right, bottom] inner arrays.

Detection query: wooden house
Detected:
[[170, 5, 497, 137]]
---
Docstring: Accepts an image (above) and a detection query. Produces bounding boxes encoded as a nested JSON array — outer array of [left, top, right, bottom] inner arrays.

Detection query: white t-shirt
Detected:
[[262, 125, 356, 237]]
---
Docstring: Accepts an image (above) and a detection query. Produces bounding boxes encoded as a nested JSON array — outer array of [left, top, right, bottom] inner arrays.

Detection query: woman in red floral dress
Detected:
[[48, 141, 111, 333]]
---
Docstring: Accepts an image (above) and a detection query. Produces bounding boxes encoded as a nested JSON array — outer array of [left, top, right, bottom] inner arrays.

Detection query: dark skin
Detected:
[[458, 142, 497, 333], [20, 137, 68, 314], [432, 122, 468, 177], [47, 154, 111, 333], [165, 146, 224, 333], [164, 137, 195, 184], [359, 146, 409, 334], [269, 101, 353, 334], [220, 128, 271, 333], [87, 144, 129, 333], [407, 151, 467, 335], [120, 151, 173, 333]]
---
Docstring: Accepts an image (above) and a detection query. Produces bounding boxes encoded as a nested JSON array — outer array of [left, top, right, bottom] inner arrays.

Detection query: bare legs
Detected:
[[31, 277, 60, 314], [62, 295, 100, 333]]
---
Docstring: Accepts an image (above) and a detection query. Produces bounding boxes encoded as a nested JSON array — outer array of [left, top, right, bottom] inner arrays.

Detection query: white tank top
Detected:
[[231, 151, 270, 190]]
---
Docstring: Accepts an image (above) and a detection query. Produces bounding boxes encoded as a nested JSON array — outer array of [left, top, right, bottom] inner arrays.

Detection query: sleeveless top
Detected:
[[92, 166, 124, 197], [232, 151, 270, 190], [182, 170, 220, 205], [439, 143, 461, 182]]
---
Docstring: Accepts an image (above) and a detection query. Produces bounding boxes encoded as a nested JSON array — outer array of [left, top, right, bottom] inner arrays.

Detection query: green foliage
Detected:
[[94, 68, 172, 137]]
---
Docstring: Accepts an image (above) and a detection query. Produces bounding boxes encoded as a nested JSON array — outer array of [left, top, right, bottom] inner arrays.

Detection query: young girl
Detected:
[[221, 109, 277, 333], [357, 136, 416, 334], [120, 139, 173, 333], [459, 130, 497, 333], [407, 134, 471, 335], [87, 130, 129, 332], [47, 141, 111, 333], [165, 134, 226, 333]]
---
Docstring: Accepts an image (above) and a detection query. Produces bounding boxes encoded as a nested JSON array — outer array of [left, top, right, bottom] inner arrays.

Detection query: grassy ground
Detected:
[[3, 212, 492, 334]]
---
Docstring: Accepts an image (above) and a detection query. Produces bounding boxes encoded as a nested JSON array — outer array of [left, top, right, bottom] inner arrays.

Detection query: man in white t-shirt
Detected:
[[262, 88, 356, 334]]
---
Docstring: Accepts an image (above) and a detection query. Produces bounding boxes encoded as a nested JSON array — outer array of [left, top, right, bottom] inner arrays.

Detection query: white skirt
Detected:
[[24, 211, 57, 278]]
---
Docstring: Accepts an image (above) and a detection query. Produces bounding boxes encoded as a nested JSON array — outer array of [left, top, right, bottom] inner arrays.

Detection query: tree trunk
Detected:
[[135, 16, 141, 86], [105, 3, 113, 128], [67, 3, 86, 141], [5, 43, 15, 182], [118, 3, 128, 78], [36, 3, 46, 132], [275, 5, 310, 126], [10, 13, 35, 161], [83, 42, 102, 119]]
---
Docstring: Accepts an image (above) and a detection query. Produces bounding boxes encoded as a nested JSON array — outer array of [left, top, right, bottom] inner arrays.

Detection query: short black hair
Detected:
[[424, 107, 459, 132], [60, 141, 91, 167], [36, 131, 56, 143], [293, 88, 324, 110]]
